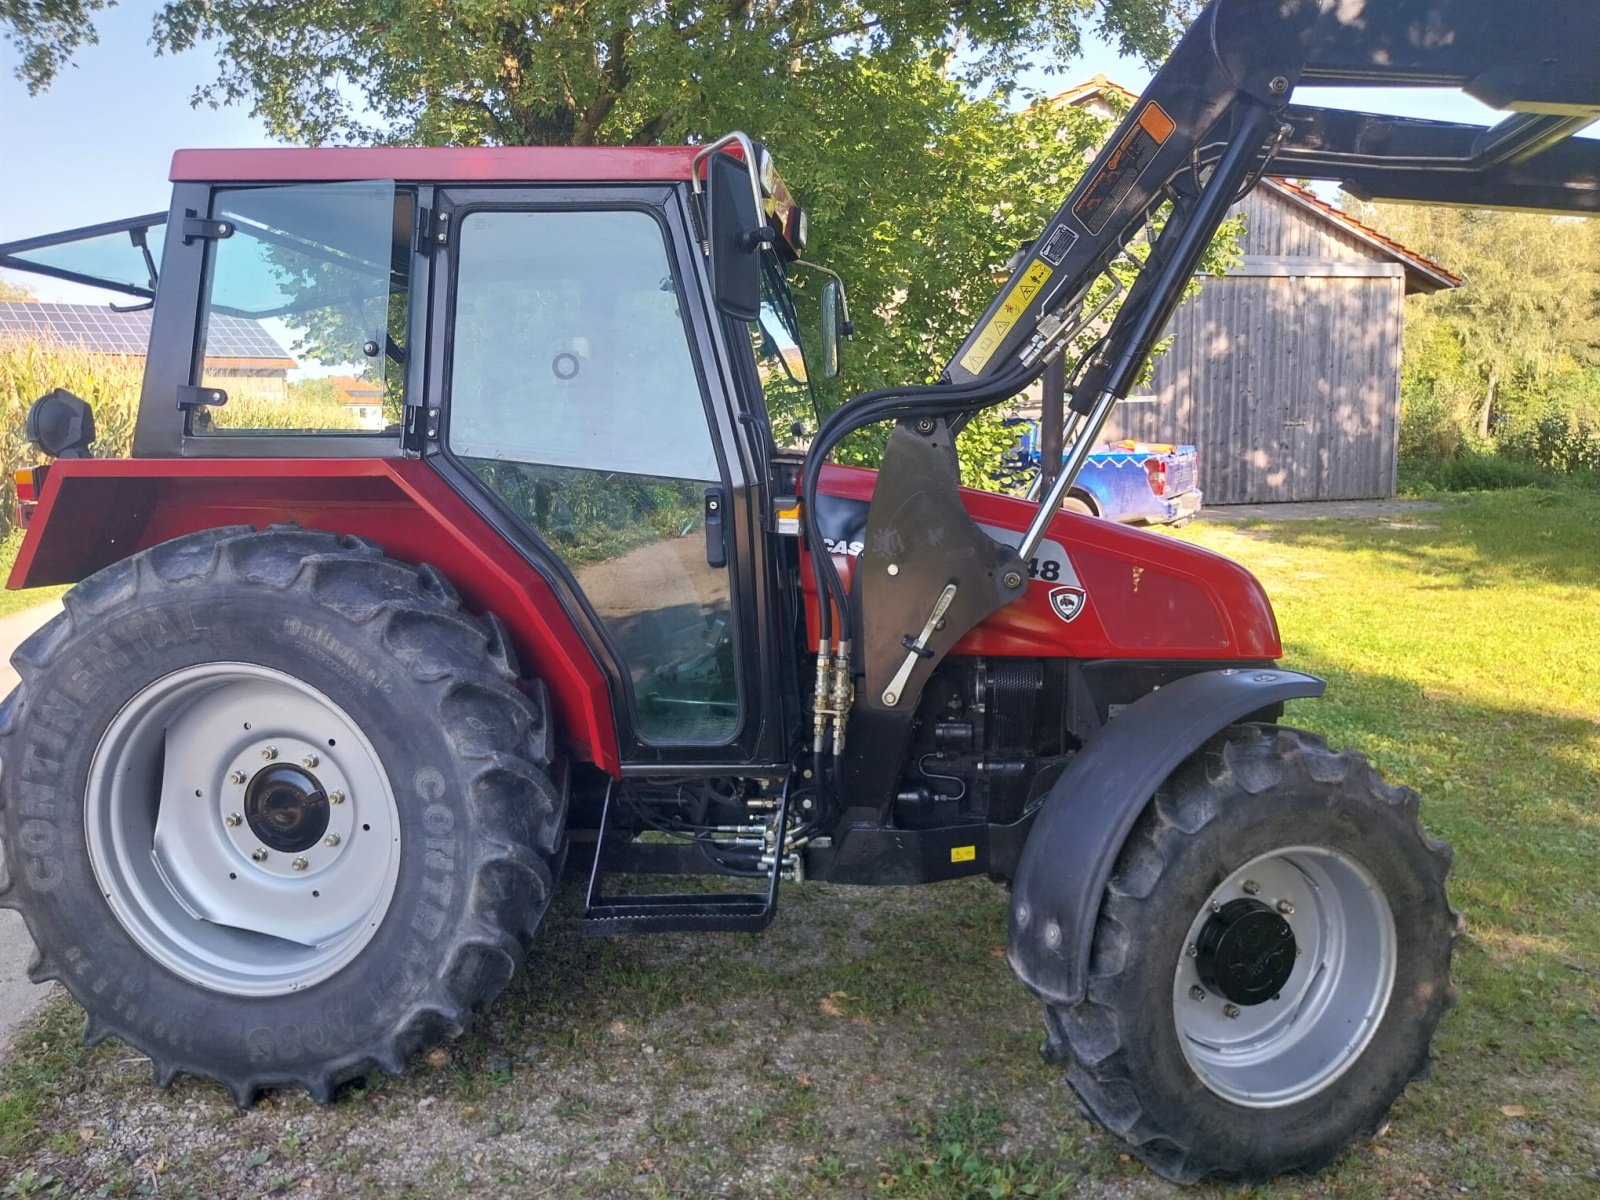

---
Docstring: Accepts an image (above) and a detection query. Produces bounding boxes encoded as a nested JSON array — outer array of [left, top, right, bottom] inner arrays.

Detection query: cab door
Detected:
[[431, 188, 758, 760]]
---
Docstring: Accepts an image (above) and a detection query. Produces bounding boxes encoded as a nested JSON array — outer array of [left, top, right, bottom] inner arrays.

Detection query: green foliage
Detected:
[[1366, 201, 1600, 475], [1411, 452, 1555, 494], [0, 339, 141, 485], [0, 0, 108, 93], [150, 1, 1192, 147]]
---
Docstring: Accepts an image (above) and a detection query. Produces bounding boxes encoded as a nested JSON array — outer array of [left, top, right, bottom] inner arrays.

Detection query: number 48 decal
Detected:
[[1026, 556, 1062, 582]]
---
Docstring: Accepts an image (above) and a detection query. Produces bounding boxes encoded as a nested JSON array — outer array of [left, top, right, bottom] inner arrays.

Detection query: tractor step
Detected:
[[577, 778, 792, 936]]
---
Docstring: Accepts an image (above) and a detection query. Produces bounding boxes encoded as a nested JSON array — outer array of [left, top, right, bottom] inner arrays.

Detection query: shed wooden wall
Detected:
[[1104, 186, 1406, 504]]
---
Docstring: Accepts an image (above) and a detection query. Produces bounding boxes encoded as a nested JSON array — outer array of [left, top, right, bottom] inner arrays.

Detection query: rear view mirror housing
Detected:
[[704, 149, 771, 322], [820, 278, 846, 379]]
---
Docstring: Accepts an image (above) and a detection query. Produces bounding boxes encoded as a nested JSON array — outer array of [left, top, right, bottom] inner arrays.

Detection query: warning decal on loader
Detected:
[[1072, 101, 1175, 235], [958, 258, 1054, 377]]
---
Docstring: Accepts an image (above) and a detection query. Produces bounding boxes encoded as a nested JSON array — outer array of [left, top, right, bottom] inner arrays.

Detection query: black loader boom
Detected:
[[802, 0, 1600, 808]]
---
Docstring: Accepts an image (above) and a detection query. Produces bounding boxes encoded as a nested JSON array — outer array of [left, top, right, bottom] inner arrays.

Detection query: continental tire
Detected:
[[0, 525, 565, 1104], [1045, 724, 1461, 1183]]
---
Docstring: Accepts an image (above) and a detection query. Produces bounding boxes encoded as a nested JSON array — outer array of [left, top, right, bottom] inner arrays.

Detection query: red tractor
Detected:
[[1, 0, 1594, 1183]]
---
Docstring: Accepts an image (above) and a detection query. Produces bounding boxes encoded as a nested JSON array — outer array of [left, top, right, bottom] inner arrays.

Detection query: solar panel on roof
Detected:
[[0, 302, 290, 361]]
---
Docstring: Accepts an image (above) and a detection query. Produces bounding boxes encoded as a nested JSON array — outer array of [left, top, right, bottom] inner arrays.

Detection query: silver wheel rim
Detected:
[[86, 663, 402, 997], [1172, 845, 1396, 1108]]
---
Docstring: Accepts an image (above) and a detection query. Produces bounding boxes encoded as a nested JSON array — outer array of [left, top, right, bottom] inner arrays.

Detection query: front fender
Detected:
[[1007, 667, 1325, 1007]]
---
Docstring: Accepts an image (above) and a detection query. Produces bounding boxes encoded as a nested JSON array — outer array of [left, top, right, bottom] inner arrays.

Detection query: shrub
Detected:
[[1398, 387, 1470, 465], [1433, 452, 1551, 492]]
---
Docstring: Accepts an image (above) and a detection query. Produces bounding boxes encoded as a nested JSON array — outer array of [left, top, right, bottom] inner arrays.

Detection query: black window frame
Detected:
[[131, 180, 425, 460], [426, 184, 783, 766]]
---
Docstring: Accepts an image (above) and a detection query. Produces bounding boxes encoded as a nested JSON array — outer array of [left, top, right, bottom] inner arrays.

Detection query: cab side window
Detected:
[[191, 182, 410, 436]]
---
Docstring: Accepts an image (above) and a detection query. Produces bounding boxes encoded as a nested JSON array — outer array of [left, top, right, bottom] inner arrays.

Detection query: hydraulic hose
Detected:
[[800, 359, 1047, 652]]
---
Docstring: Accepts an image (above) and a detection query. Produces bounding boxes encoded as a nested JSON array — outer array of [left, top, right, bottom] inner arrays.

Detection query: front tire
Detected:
[[0, 526, 565, 1103], [1046, 724, 1460, 1183]]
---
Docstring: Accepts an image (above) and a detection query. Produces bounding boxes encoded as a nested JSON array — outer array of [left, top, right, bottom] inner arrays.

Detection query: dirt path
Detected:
[[1199, 498, 1445, 522]]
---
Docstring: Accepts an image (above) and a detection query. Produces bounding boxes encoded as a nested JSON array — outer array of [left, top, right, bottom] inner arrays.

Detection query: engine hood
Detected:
[[804, 464, 1281, 662]]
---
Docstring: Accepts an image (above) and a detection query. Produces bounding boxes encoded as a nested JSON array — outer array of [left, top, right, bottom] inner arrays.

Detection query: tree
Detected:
[[150, 2, 1191, 148], [0, 277, 38, 300], [1362, 202, 1600, 441], [1, 0, 109, 92]]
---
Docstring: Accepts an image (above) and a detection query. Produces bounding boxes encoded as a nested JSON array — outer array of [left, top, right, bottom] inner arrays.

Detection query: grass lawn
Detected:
[[0, 530, 66, 619], [0, 487, 1596, 1197]]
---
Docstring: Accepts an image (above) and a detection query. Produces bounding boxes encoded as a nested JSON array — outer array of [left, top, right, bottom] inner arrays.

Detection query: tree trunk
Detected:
[[1477, 368, 1498, 440]]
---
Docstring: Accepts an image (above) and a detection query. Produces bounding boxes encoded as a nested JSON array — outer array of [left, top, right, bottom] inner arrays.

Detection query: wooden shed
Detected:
[[1055, 78, 1461, 504]]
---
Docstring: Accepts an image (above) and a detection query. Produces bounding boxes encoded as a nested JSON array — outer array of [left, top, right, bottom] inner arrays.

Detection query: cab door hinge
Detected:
[[177, 384, 227, 410], [181, 217, 234, 244], [414, 205, 441, 254]]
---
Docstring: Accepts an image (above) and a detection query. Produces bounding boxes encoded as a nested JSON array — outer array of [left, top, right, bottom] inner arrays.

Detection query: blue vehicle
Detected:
[[1003, 422, 1203, 525]]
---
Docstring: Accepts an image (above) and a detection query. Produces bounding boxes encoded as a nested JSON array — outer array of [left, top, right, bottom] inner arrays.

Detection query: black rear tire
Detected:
[[1045, 724, 1461, 1183], [0, 525, 565, 1104]]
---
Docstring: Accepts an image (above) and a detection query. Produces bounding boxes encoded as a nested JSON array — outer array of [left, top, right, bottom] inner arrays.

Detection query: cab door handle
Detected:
[[704, 489, 727, 568]]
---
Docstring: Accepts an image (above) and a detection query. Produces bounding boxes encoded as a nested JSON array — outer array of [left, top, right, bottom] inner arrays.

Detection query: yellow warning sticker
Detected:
[[950, 844, 977, 864], [958, 259, 1053, 377]]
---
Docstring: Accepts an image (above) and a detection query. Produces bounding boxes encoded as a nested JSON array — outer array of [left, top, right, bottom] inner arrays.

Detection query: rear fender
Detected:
[[7, 457, 621, 769], [1006, 667, 1325, 1007]]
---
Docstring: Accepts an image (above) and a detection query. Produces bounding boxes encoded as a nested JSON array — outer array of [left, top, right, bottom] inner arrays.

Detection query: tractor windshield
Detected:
[[753, 250, 821, 450]]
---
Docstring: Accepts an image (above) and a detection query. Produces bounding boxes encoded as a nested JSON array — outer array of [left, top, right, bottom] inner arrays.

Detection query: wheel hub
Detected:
[[220, 735, 357, 879], [1194, 898, 1296, 1006], [244, 765, 330, 853]]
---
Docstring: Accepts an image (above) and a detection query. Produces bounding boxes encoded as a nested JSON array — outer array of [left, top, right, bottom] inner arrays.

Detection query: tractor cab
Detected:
[[3, 142, 850, 766]]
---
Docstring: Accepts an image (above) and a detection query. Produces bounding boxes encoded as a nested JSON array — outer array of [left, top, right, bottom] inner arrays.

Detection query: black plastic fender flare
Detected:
[[1007, 667, 1325, 1008]]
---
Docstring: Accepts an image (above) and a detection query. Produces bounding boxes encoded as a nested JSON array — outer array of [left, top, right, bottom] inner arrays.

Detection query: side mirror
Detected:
[[705, 151, 768, 322], [820, 278, 846, 379]]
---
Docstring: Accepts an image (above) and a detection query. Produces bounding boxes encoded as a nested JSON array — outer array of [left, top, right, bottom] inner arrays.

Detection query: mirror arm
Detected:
[[692, 132, 769, 252], [791, 259, 853, 334]]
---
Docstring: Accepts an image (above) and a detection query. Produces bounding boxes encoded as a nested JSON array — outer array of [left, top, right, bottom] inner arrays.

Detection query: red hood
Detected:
[[805, 464, 1281, 662]]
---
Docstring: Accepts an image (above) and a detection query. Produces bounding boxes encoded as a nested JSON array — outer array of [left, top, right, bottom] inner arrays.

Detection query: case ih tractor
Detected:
[[1, 0, 1595, 1183]]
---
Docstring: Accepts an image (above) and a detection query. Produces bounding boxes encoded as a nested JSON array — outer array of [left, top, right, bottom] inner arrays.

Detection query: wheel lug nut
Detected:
[[302, 753, 319, 769], [1209, 901, 1221, 914], [251, 848, 268, 863], [1185, 944, 1197, 958], [225, 812, 242, 827], [292, 857, 309, 872], [1223, 1003, 1240, 1019], [261, 746, 278, 761], [329, 790, 345, 805], [1189, 985, 1206, 1001], [1243, 880, 1260, 895], [1277, 899, 1295, 915], [324, 833, 341, 848], [229, 771, 246, 785]]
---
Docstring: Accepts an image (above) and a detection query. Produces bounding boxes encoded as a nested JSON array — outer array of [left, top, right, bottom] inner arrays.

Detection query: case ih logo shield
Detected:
[[1048, 585, 1086, 623]]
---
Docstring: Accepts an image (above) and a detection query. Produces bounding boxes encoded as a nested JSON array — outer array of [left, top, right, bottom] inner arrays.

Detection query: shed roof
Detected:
[[0, 301, 293, 365], [1047, 75, 1461, 293]]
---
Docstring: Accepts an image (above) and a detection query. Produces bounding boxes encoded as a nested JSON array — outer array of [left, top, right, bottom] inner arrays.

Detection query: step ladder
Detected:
[[577, 777, 792, 935]]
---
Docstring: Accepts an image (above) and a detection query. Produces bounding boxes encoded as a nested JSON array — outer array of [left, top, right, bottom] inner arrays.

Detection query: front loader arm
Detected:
[[807, 0, 1599, 811]]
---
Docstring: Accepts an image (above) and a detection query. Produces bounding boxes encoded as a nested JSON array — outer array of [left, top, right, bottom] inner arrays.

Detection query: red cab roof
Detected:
[[171, 145, 704, 185]]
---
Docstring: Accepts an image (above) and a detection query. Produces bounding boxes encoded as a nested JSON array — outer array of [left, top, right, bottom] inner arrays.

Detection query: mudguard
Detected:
[[1007, 667, 1324, 1008]]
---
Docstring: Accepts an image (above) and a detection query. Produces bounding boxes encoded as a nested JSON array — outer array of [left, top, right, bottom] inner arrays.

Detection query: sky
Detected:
[[0, 1, 1583, 300]]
